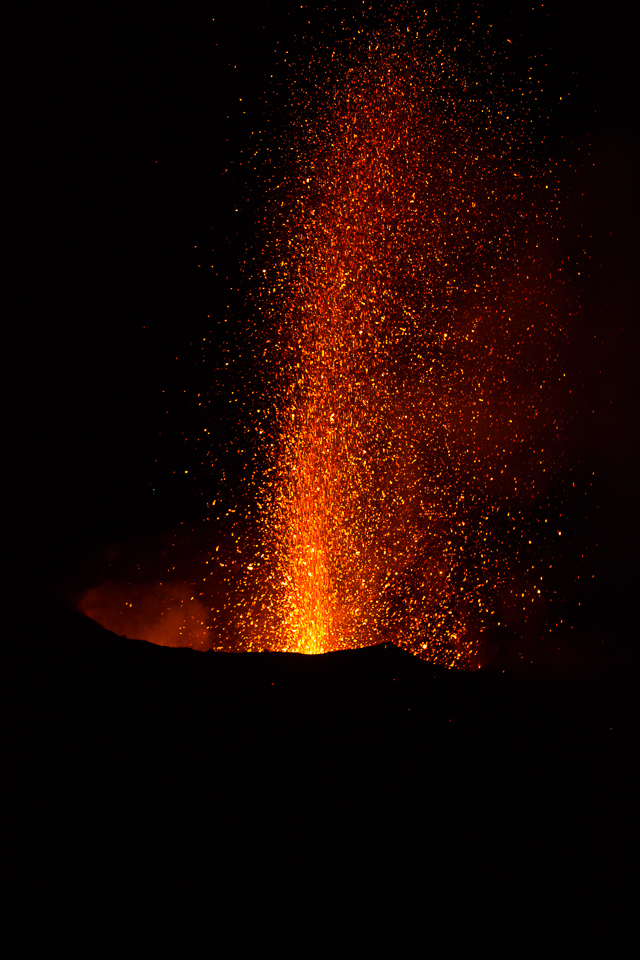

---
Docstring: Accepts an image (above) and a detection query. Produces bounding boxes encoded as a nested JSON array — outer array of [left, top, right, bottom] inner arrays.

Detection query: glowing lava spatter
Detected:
[[76, 21, 567, 659], [247, 31, 566, 663]]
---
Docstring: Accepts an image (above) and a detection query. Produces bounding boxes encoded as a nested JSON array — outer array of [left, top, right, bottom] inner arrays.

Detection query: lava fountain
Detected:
[[76, 24, 567, 664], [244, 32, 566, 663]]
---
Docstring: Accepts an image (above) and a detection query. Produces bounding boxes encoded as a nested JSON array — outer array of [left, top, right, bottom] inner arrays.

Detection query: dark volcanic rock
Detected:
[[24, 592, 635, 941], [37, 594, 632, 804]]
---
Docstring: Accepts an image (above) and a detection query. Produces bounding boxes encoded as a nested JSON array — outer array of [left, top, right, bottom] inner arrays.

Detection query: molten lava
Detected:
[[77, 23, 568, 664], [245, 35, 565, 663]]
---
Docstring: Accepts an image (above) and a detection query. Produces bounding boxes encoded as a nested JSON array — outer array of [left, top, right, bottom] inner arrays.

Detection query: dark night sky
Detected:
[[23, 2, 638, 658]]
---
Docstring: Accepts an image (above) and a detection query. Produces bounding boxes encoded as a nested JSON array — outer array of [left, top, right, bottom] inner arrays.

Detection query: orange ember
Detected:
[[245, 34, 565, 663], [77, 24, 567, 664]]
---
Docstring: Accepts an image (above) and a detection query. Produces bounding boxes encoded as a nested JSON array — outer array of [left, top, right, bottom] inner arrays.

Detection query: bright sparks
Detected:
[[236, 28, 567, 665]]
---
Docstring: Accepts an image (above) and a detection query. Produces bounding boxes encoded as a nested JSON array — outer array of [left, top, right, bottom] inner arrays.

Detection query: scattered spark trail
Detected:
[[76, 18, 569, 664], [243, 30, 566, 664]]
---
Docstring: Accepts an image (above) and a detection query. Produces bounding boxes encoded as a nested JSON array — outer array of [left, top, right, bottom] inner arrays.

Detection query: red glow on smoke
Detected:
[[79, 581, 211, 648]]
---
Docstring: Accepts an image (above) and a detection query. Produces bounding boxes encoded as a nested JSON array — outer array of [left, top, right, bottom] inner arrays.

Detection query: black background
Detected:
[[20, 1, 638, 661], [12, 5, 637, 934]]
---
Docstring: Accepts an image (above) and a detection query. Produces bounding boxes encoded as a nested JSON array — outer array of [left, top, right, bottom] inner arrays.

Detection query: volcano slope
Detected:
[[21, 591, 635, 946], [36, 594, 633, 804]]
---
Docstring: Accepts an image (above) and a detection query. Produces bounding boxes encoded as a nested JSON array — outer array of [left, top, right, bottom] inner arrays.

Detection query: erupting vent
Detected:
[[237, 36, 565, 663], [78, 24, 569, 664]]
